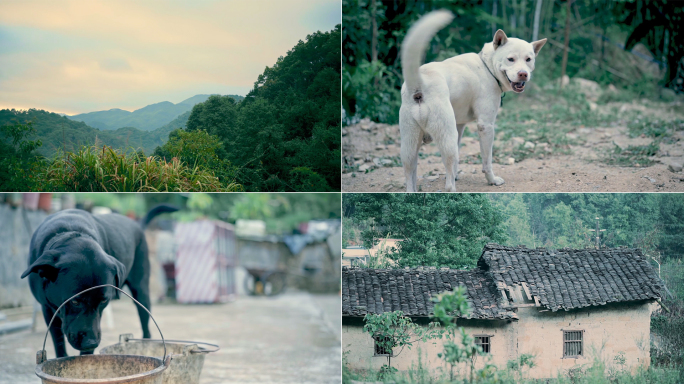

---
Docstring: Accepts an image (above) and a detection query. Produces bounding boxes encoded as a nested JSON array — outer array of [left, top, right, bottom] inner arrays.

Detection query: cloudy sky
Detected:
[[0, 0, 340, 115]]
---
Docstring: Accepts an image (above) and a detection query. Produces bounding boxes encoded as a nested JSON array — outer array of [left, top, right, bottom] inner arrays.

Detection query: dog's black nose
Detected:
[[518, 71, 528, 80]]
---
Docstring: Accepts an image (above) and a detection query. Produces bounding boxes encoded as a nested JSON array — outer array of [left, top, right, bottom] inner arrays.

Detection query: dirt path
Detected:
[[0, 292, 341, 384], [342, 113, 684, 193]]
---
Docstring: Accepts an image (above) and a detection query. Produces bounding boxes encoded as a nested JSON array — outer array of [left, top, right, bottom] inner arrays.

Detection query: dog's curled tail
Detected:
[[401, 9, 454, 93], [141, 204, 179, 229]]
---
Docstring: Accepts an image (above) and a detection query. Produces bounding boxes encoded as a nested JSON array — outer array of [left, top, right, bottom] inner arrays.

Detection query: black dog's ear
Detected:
[[21, 251, 61, 282], [493, 29, 508, 49], [110, 258, 126, 299]]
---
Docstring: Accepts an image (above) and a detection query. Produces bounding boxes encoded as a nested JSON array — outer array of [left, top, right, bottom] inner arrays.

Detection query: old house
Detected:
[[342, 244, 665, 379]]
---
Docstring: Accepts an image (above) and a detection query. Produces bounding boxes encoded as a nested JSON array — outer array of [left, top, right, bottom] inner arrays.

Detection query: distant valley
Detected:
[[0, 94, 244, 157], [67, 94, 244, 131]]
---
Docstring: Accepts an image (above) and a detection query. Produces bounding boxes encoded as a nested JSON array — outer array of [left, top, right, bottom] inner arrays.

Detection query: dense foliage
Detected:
[[343, 0, 682, 124], [345, 193, 684, 264], [490, 193, 684, 261], [185, 25, 341, 191], [0, 122, 45, 191], [344, 193, 508, 268]]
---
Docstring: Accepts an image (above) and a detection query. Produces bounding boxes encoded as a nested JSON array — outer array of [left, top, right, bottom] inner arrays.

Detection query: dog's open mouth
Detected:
[[511, 81, 526, 93]]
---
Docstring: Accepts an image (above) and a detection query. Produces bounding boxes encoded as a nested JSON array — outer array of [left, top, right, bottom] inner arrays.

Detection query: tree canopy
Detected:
[[345, 193, 508, 268]]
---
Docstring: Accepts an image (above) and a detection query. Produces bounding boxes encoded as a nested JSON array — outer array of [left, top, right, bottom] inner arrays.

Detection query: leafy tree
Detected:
[[362, 310, 441, 378], [0, 122, 45, 191], [154, 129, 238, 187], [348, 193, 508, 268], [432, 287, 494, 383]]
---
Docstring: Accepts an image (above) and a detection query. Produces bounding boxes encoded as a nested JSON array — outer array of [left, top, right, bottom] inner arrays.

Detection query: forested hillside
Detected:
[[0, 109, 176, 157], [181, 25, 341, 191], [67, 94, 244, 131]]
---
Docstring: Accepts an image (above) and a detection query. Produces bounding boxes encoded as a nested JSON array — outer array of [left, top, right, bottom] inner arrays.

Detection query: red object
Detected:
[[38, 193, 52, 212]]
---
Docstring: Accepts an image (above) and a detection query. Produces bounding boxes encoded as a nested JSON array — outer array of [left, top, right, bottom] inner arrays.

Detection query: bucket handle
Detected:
[[122, 335, 220, 354], [38, 284, 167, 364]]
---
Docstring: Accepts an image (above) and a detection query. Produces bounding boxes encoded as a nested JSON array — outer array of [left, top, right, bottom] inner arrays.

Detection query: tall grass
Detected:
[[45, 145, 242, 192], [344, 361, 682, 384]]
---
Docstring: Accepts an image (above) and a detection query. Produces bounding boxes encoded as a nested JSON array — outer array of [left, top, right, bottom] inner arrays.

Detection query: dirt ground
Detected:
[[342, 102, 684, 193], [0, 292, 341, 384]]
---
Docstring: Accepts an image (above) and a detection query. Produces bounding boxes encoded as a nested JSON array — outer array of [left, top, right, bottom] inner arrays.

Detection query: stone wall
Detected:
[[343, 301, 654, 379]]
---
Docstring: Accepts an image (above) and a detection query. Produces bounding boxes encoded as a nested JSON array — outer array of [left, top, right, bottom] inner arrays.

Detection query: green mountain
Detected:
[[67, 94, 244, 131], [0, 108, 186, 157]]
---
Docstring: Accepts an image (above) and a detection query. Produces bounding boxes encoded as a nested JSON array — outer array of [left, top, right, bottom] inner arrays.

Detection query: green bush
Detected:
[[45, 145, 240, 192]]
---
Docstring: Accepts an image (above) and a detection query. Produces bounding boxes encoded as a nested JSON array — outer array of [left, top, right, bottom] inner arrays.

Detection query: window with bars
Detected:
[[475, 336, 491, 353], [563, 330, 583, 357], [373, 335, 394, 356]]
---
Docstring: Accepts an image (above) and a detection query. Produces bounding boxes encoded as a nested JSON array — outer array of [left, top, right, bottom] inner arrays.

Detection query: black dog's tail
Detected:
[[141, 204, 179, 229]]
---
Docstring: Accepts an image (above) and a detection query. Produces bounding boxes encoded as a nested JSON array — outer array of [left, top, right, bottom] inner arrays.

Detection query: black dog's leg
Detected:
[[42, 305, 67, 357], [127, 282, 152, 338]]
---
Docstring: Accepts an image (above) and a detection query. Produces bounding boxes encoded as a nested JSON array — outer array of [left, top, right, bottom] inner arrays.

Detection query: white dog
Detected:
[[399, 10, 546, 192]]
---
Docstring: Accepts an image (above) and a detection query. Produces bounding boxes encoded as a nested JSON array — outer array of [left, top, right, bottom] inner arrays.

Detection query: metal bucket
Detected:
[[100, 334, 218, 384], [35, 284, 170, 384]]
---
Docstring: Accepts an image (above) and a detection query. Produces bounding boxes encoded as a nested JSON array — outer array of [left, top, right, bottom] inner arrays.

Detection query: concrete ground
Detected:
[[0, 291, 341, 384]]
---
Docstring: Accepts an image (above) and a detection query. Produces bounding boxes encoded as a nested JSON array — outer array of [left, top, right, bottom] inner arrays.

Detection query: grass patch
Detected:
[[627, 118, 684, 142], [599, 141, 660, 167], [45, 145, 240, 192]]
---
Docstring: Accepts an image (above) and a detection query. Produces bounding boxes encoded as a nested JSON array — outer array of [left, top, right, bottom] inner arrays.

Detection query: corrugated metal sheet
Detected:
[[175, 220, 237, 304]]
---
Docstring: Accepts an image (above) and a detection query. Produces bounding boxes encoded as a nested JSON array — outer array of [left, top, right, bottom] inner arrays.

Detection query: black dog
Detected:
[[21, 204, 177, 357]]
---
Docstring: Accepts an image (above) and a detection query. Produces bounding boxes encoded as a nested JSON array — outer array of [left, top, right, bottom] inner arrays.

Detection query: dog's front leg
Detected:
[[477, 121, 505, 186], [42, 305, 68, 357]]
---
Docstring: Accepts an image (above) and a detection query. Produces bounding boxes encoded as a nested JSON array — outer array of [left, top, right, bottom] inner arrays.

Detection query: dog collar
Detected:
[[479, 52, 506, 106]]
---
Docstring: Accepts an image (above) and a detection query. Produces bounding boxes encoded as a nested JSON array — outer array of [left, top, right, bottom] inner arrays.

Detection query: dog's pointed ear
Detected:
[[110, 258, 126, 299], [493, 29, 508, 49], [532, 38, 547, 55], [21, 251, 61, 282]]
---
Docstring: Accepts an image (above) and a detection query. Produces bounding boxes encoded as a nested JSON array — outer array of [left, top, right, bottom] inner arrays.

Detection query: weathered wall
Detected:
[[343, 318, 513, 375], [343, 301, 653, 378], [0, 204, 47, 308], [515, 302, 653, 378]]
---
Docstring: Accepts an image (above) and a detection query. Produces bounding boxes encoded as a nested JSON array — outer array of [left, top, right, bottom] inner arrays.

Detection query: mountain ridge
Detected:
[[67, 94, 243, 131]]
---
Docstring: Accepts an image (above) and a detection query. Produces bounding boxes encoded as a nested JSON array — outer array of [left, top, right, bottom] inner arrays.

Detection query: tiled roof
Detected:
[[342, 244, 665, 319], [342, 267, 517, 319], [477, 244, 665, 312]]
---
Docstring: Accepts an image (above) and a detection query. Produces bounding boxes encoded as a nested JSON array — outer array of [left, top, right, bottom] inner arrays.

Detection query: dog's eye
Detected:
[[507, 58, 514, 62], [526, 58, 531, 62], [71, 300, 82, 307]]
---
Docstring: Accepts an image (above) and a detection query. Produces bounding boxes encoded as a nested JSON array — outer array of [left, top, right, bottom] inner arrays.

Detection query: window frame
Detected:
[[562, 330, 584, 358], [474, 334, 492, 354], [373, 335, 394, 357]]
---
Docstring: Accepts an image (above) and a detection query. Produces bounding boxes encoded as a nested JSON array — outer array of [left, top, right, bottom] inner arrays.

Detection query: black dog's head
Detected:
[[22, 235, 125, 353]]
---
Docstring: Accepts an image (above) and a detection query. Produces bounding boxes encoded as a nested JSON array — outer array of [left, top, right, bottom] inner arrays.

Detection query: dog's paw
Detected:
[[488, 176, 505, 186]]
